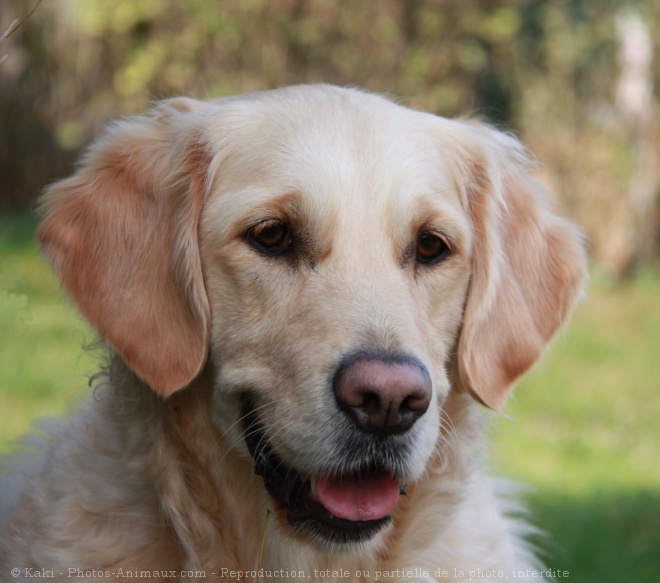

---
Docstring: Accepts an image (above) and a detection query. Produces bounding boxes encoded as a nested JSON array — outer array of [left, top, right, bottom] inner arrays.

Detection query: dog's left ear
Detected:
[[455, 123, 587, 411], [38, 98, 212, 396]]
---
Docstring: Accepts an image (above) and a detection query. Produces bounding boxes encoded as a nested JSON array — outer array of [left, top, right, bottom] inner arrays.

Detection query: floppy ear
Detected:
[[456, 124, 587, 410], [37, 98, 212, 396]]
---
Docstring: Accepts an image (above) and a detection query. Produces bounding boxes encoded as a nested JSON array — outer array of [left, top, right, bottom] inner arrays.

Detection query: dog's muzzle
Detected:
[[241, 354, 431, 546]]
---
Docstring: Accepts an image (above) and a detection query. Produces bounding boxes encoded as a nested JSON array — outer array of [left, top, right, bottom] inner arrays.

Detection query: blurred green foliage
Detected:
[[1, 0, 660, 272]]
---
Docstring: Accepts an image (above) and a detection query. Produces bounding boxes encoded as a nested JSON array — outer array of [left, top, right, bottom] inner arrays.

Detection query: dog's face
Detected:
[[200, 91, 474, 543], [38, 86, 586, 548]]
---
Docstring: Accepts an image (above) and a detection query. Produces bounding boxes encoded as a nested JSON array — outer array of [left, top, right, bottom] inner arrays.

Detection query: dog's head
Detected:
[[38, 85, 586, 548]]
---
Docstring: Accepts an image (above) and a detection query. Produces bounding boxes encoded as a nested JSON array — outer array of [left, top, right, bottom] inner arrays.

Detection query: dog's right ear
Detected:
[[38, 98, 213, 396]]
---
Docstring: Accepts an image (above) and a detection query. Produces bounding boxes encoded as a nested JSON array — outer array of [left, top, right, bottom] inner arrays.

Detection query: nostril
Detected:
[[402, 388, 431, 414], [362, 392, 381, 414], [349, 391, 383, 429], [333, 354, 432, 436]]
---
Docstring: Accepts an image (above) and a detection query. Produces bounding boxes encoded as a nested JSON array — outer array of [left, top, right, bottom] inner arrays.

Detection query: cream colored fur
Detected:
[[0, 86, 586, 582]]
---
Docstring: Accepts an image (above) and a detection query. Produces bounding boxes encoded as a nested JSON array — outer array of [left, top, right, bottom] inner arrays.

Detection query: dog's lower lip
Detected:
[[241, 400, 398, 543]]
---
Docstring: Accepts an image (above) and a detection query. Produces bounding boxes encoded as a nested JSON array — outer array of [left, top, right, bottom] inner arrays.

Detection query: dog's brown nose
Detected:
[[334, 356, 431, 435]]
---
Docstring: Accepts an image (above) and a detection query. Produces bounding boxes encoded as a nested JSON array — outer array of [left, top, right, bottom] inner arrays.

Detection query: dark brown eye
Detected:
[[416, 232, 451, 265], [248, 221, 292, 253]]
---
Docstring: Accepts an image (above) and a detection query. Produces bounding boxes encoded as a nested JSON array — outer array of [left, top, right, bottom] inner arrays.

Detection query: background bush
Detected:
[[1, 0, 660, 273]]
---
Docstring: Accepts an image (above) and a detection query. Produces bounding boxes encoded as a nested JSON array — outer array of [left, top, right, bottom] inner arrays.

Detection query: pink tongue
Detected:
[[314, 471, 400, 522]]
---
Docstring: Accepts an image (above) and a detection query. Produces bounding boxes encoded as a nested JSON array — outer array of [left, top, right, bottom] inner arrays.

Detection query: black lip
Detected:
[[241, 401, 394, 545]]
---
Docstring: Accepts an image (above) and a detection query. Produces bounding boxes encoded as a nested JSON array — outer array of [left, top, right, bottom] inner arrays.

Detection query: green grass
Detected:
[[493, 271, 660, 494], [0, 211, 97, 441], [489, 271, 660, 581], [1, 210, 659, 581]]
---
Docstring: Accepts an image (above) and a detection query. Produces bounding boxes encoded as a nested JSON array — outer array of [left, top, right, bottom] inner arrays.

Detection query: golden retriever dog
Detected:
[[0, 85, 586, 582]]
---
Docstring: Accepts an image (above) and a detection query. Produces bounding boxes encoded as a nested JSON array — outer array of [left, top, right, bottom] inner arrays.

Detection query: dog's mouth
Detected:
[[242, 402, 405, 545]]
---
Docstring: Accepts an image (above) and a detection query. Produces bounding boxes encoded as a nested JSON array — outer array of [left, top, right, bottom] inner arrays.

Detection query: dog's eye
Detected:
[[416, 232, 451, 265], [248, 221, 292, 253]]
